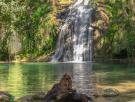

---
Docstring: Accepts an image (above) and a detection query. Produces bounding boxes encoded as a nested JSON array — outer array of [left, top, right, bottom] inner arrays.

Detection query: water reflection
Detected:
[[72, 63, 96, 96], [0, 63, 56, 98], [7, 64, 24, 97], [0, 63, 96, 99], [0, 62, 135, 102], [0, 64, 10, 90]]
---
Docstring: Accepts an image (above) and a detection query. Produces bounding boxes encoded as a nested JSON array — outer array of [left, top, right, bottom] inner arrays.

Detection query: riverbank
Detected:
[[0, 53, 53, 64], [1, 88, 135, 102], [0, 58, 135, 64]]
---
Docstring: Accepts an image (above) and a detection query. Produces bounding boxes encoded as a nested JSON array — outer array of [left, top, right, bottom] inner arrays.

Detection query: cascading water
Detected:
[[52, 0, 94, 62]]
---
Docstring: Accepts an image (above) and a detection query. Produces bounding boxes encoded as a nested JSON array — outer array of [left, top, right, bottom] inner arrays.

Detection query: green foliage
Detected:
[[0, 0, 58, 60], [0, 0, 135, 61], [95, 0, 135, 59]]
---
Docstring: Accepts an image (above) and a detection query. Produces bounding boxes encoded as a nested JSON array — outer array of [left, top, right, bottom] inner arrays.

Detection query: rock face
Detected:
[[0, 91, 14, 102]]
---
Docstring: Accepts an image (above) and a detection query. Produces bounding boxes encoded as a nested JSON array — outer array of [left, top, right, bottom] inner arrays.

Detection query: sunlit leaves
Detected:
[[0, 0, 58, 60], [92, 0, 135, 59]]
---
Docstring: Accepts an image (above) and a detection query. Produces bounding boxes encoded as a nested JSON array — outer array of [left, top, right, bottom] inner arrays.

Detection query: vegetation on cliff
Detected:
[[0, 0, 135, 61], [92, 0, 135, 60], [0, 0, 58, 61]]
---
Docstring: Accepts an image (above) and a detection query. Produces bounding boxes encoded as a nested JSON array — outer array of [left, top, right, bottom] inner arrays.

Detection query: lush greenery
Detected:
[[93, 0, 135, 60], [0, 0, 58, 61], [0, 0, 135, 61]]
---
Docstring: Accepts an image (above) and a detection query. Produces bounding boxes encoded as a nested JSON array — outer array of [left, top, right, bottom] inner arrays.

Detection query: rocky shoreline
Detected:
[[1, 89, 135, 102], [0, 88, 135, 102], [0, 58, 135, 64], [0, 88, 120, 102]]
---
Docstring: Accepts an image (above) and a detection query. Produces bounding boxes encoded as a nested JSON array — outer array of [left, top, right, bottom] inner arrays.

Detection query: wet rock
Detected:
[[57, 4, 70, 20], [102, 88, 119, 97], [16, 92, 46, 102], [32, 92, 46, 100], [95, 88, 119, 97], [16, 95, 33, 102], [0, 91, 14, 102]]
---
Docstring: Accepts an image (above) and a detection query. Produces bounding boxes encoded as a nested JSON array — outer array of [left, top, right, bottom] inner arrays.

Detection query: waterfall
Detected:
[[52, 0, 94, 62]]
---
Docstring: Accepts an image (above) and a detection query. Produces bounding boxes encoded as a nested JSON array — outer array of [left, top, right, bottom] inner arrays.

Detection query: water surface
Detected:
[[0, 62, 135, 102], [94, 63, 135, 102]]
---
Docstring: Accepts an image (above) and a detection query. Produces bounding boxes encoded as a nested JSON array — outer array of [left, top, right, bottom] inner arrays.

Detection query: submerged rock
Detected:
[[95, 88, 120, 97], [102, 88, 119, 97]]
